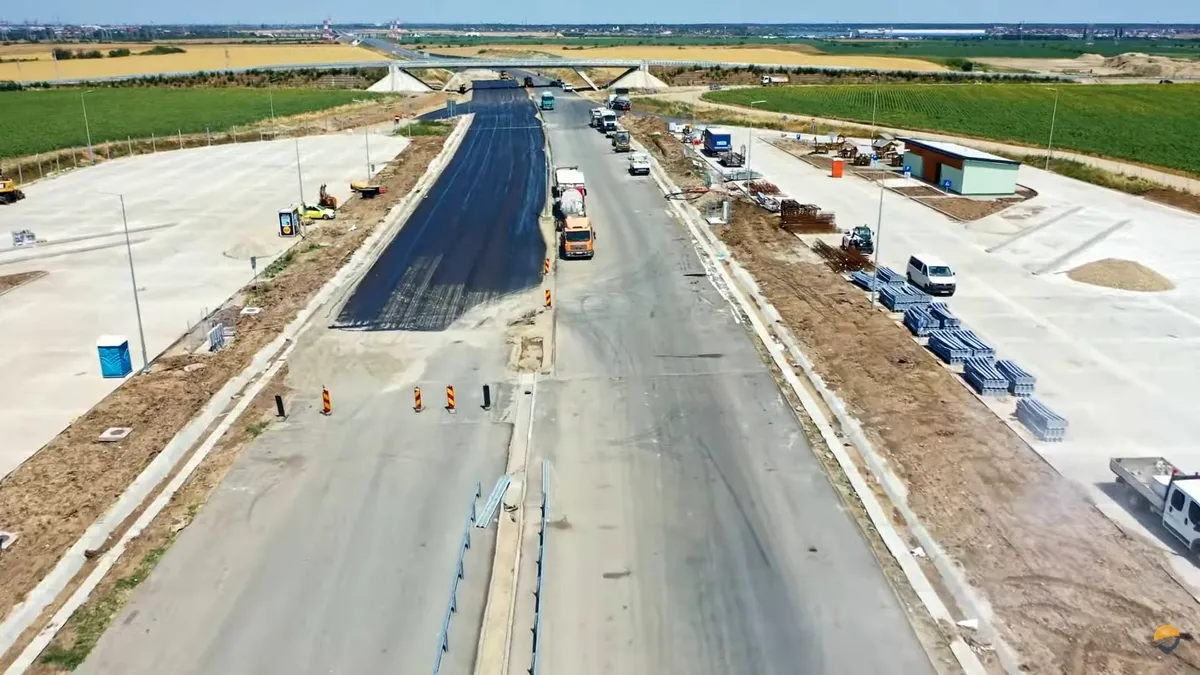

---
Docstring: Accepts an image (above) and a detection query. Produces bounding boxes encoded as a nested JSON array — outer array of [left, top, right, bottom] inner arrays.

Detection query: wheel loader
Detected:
[[0, 175, 25, 205]]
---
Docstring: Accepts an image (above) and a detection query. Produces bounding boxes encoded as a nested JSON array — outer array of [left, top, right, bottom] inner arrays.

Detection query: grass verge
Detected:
[[704, 83, 1200, 177], [0, 87, 397, 158], [395, 120, 454, 137]]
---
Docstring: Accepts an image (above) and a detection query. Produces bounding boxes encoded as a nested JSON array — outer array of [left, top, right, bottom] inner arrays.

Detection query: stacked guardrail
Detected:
[[996, 360, 1036, 397], [844, 268, 1064, 440], [963, 358, 1008, 397], [432, 482, 482, 675], [1016, 398, 1068, 441], [903, 306, 935, 337]]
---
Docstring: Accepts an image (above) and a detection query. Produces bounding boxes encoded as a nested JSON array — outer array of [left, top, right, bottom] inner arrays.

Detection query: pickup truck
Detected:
[[1111, 456, 1200, 553], [628, 152, 651, 176]]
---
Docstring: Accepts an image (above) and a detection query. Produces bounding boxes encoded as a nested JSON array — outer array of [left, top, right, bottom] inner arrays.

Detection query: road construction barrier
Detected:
[[544, 289, 552, 308], [543, 258, 550, 275], [446, 386, 456, 413], [531, 459, 552, 675], [321, 387, 331, 416], [414, 386, 424, 412], [432, 482, 481, 675], [274, 395, 286, 418], [482, 384, 492, 411]]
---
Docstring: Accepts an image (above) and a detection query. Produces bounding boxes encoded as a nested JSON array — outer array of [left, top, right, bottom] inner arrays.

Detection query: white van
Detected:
[[906, 254, 957, 296]]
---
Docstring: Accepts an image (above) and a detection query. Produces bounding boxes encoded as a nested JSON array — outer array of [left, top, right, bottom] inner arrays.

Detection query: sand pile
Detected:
[[609, 69, 669, 91], [1067, 258, 1175, 291], [1101, 52, 1200, 78]]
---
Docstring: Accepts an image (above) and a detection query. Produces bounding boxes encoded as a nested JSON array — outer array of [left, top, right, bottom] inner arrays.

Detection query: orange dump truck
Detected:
[[560, 217, 595, 259]]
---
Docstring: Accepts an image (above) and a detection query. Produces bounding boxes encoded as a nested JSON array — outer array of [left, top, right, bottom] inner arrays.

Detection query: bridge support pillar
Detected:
[[572, 68, 600, 92]]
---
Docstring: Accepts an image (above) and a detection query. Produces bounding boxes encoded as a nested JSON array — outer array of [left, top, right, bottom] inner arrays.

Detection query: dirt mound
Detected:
[[1101, 52, 1200, 78], [1074, 53, 1107, 66], [1067, 258, 1174, 292]]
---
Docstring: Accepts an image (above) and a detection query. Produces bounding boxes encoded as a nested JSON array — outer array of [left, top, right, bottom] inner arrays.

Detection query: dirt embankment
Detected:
[[633, 115, 1200, 674], [0, 134, 450, 672]]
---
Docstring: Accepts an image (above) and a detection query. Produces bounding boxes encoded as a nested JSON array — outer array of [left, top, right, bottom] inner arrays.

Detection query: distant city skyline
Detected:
[[3, 0, 1197, 28]]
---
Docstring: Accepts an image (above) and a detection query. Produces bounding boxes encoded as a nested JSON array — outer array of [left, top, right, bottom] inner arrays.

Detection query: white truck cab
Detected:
[[1112, 457, 1200, 553], [589, 108, 604, 127], [906, 253, 956, 296]]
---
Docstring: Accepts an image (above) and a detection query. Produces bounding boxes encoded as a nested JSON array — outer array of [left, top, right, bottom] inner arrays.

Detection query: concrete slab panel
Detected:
[[0, 132, 409, 478], [733, 125, 1200, 587]]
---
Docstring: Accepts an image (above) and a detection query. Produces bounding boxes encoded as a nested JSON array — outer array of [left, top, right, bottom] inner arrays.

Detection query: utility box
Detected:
[[97, 335, 133, 379], [278, 207, 300, 237]]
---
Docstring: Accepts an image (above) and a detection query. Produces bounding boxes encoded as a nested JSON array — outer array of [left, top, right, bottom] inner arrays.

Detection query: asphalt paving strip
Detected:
[[334, 81, 547, 331]]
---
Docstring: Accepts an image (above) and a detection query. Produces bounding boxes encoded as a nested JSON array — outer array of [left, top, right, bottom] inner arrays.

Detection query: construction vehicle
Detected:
[[523, 75, 534, 88], [559, 217, 595, 259], [499, 70, 511, 80], [459, 84, 468, 94], [1111, 457, 1200, 554], [599, 111, 618, 136], [841, 225, 874, 255], [552, 166, 587, 230], [628, 152, 651, 176], [0, 175, 25, 205], [589, 108, 604, 128], [611, 130, 631, 152], [318, 184, 338, 209], [540, 92, 555, 110], [702, 127, 732, 156], [760, 75, 790, 86], [350, 180, 388, 199]]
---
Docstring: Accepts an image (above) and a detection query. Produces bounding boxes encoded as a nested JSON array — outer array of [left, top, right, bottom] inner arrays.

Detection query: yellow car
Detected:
[[300, 204, 336, 220]]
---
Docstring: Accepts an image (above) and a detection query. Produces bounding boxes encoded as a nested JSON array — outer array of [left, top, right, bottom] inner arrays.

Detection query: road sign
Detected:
[[942, 179, 952, 191], [903, 166, 912, 178], [250, 256, 257, 271]]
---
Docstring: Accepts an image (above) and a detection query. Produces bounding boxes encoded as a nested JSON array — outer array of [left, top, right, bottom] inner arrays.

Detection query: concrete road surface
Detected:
[[533, 94, 936, 674]]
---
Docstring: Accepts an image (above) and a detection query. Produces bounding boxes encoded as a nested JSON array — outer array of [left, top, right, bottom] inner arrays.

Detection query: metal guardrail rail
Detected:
[[531, 459, 551, 675], [432, 481, 482, 675], [476, 475, 511, 528]]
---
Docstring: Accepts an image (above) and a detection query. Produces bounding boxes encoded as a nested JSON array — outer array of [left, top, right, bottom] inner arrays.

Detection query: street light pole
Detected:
[[118, 194, 150, 372], [294, 137, 305, 205], [870, 77, 879, 140], [749, 100, 767, 172], [364, 127, 372, 180], [870, 182, 886, 308], [81, 90, 95, 165], [1045, 88, 1060, 170]]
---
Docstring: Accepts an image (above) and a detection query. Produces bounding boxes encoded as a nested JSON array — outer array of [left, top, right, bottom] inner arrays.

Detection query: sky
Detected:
[[5, 0, 1197, 27]]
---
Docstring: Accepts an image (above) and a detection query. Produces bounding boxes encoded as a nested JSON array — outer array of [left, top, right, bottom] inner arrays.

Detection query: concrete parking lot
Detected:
[[725, 126, 1200, 580], [0, 132, 409, 478]]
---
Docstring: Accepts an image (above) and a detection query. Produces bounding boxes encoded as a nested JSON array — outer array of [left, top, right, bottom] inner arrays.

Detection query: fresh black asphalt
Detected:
[[335, 80, 547, 331]]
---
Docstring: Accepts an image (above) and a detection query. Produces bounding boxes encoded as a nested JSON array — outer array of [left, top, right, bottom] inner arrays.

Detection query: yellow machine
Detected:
[[499, 70, 512, 80], [0, 176, 25, 205]]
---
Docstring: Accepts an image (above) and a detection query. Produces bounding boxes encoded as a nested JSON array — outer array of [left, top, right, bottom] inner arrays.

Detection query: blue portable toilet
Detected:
[[97, 335, 133, 378]]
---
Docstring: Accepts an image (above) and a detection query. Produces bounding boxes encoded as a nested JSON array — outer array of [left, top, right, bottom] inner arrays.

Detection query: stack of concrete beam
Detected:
[[850, 270, 879, 291], [1016, 398, 1068, 442], [929, 303, 961, 329], [955, 329, 995, 361], [876, 267, 907, 287]]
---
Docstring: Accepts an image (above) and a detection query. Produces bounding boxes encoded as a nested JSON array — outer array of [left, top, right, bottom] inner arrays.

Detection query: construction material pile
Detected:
[[996, 360, 1036, 397], [1016, 398, 1069, 441], [779, 200, 837, 234]]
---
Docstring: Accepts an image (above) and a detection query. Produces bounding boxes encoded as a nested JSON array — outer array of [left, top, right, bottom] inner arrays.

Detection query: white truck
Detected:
[[553, 166, 587, 222], [1111, 456, 1200, 553], [600, 111, 618, 136], [628, 152, 651, 176], [760, 75, 790, 86]]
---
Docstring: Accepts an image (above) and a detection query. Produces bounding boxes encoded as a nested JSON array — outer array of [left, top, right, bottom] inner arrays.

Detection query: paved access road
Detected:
[[533, 94, 936, 674], [336, 81, 546, 331]]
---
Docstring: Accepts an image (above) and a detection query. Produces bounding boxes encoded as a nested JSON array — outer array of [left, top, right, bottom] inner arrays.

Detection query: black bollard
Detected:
[[482, 384, 492, 411], [274, 394, 286, 418]]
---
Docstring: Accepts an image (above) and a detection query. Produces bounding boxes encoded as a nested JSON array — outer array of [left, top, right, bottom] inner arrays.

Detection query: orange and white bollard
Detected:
[[544, 289, 552, 308], [543, 258, 551, 275], [321, 387, 331, 416], [446, 385, 456, 414], [414, 386, 424, 412]]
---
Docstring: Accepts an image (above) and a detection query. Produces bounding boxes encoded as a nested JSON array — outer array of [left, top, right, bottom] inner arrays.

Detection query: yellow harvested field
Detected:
[[0, 43, 381, 82], [427, 45, 947, 71]]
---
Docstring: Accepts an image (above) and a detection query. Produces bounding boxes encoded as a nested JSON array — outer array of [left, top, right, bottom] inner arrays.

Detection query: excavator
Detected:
[[318, 184, 338, 209], [841, 225, 875, 255], [0, 173, 26, 205]]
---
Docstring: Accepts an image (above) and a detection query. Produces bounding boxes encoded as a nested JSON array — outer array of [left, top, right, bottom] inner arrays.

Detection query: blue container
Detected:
[[97, 335, 133, 378]]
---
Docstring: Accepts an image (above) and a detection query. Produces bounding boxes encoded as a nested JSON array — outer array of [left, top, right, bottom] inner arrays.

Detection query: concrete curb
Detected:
[[0, 115, 476, 672], [634, 136, 996, 675]]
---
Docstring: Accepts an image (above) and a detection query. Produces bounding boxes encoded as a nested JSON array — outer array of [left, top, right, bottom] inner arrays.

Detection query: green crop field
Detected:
[[706, 83, 1200, 176], [798, 38, 1200, 59], [0, 88, 389, 158]]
